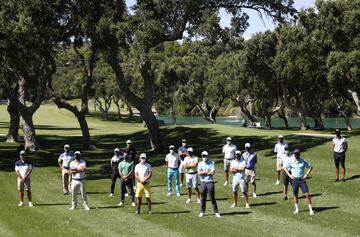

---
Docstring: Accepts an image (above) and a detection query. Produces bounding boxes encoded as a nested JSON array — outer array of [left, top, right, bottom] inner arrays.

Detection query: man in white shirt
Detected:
[[222, 137, 237, 186], [274, 135, 288, 185], [135, 153, 153, 214], [109, 148, 123, 196], [332, 129, 348, 182], [58, 144, 74, 195], [165, 145, 181, 196], [69, 151, 90, 210], [183, 147, 200, 204], [230, 151, 249, 208], [15, 150, 33, 207]]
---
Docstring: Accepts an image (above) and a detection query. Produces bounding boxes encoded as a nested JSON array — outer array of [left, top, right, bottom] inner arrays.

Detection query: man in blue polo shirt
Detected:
[[15, 150, 33, 207], [284, 149, 314, 215], [198, 151, 220, 218]]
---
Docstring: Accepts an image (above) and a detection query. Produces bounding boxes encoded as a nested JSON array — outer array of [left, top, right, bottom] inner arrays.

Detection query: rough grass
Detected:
[[0, 104, 360, 237]]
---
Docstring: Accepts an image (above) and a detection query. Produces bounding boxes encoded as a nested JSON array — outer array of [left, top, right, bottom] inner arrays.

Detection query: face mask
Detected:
[[285, 150, 290, 155], [182, 143, 186, 147], [236, 155, 241, 160], [202, 157, 208, 162], [75, 155, 80, 161], [170, 149, 174, 154], [188, 152, 193, 157], [140, 158, 146, 164], [294, 153, 300, 159], [227, 141, 231, 145]]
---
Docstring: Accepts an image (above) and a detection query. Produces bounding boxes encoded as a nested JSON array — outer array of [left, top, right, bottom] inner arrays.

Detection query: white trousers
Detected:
[[71, 179, 88, 207]]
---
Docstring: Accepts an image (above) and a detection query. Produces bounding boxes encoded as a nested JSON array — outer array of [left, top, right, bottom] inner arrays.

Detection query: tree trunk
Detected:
[[140, 105, 161, 151], [92, 98, 97, 112], [77, 113, 91, 148], [312, 115, 324, 129], [113, 98, 122, 120], [170, 106, 177, 125], [277, 110, 289, 128], [298, 111, 307, 130], [341, 112, 352, 131], [20, 112, 37, 151], [265, 114, 272, 129], [127, 104, 133, 119], [348, 90, 360, 115], [6, 101, 20, 143]]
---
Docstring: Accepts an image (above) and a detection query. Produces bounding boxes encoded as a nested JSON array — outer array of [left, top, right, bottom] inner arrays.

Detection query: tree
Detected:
[[0, 0, 66, 150]]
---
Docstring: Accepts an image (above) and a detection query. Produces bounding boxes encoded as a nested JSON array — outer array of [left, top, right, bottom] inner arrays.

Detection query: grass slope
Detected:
[[0, 105, 360, 237]]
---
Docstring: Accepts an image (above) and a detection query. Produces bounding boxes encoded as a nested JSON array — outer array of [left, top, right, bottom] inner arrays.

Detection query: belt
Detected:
[[334, 151, 344, 154], [245, 167, 254, 170], [63, 167, 70, 170], [187, 172, 197, 174], [72, 178, 86, 181], [168, 167, 179, 170], [224, 158, 234, 160]]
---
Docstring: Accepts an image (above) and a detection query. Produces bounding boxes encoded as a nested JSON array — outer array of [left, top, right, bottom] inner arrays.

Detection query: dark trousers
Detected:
[[120, 178, 135, 202], [200, 182, 218, 213], [110, 170, 119, 194]]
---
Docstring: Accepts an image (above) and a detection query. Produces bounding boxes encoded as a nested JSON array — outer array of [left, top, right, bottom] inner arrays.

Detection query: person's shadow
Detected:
[[314, 206, 339, 213], [346, 175, 360, 181]]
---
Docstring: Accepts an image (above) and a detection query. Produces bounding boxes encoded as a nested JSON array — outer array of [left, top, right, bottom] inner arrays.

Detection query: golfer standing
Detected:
[[109, 148, 123, 197], [135, 153, 152, 214], [58, 144, 74, 195], [69, 151, 90, 211], [222, 137, 237, 186], [178, 139, 188, 187], [332, 129, 348, 182], [183, 147, 201, 204], [284, 149, 314, 215], [198, 151, 221, 218], [165, 145, 181, 196], [274, 135, 287, 185], [230, 151, 249, 208], [15, 150, 34, 207], [242, 143, 257, 198], [280, 145, 294, 200]]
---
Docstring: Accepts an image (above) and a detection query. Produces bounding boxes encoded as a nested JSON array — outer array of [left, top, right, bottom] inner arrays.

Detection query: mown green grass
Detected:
[[0, 104, 360, 237]]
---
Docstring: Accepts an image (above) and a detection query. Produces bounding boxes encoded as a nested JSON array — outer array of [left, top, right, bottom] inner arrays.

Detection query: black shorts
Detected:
[[282, 170, 292, 186], [333, 152, 345, 168], [292, 178, 309, 196]]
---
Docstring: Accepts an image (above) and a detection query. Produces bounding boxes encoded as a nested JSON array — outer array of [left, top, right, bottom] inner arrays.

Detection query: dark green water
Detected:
[[157, 115, 360, 129]]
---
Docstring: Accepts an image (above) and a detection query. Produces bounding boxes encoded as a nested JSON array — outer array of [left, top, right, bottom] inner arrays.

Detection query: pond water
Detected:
[[156, 115, 360, 129]]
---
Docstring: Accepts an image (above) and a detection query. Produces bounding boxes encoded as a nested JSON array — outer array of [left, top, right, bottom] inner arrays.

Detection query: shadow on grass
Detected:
[[346, 175, 360, 181], [154, 210, 191, 215], [299, 193, 322, 199], [35, 203, 69, 206], [251, 202, 277, 207], [257, 191, 282, 197], [221, 211, 251, 216], [314, 206, 339, 213], [87, 191, 108, 195]]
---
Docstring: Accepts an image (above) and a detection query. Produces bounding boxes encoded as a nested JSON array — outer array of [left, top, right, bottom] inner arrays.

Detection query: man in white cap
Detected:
[[332, 129, 348, 182], [242, 143, 257, 198], [274, 135, 288, 185], [198, 151, 221, 218], [280, 144, 295, 200], [125, 140, 136, 162], [230, 150, 249, 208], [178, 139, 188, 187], [109, 148, 123, 197], [183, 147, 200, 203], [15, 150, 34, 207], [135, 153, 152, 214], [165, 145, 181, 196], [222, 137, 237, 186], [284, 148, 314, 215], [69, 151, 90, 210], [58, 144, 74, 195], [118, 152, 135, 207]]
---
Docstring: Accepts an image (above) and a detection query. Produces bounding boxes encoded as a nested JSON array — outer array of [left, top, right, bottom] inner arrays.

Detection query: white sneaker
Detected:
[[245, 203, 250, 209], [84, 205, 90, 211], [253, 193, 257, 198], [28, 202, 34, 207], [223, 181, 228, 186], [133, 186, 136, 190], [215, 213, 221, 218], [275, 180, 280, 185], [109, 193, 114, 197], [199, 212, 204, 217], [186, 199, 191, 204], [180, 184, 183, 187], [118, 202, 124, 207], [197, 199, 201, 204], [167, 192, 172, 196], [18, 202, 24, 207], [294, 209, 299, 214], [131, 202, 136, 207], [69, 206, 76, 210], [230, 203, 236, 208], [310, 210, 315, 215], [125, 193, 129, 197], [176, 193, 181, 197]]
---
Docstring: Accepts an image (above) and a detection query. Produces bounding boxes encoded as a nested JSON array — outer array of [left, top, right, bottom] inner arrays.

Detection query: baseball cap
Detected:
[[235, 150, 241, 155], [293, 148, 300, 154], [188, 147, 194, 152], [169, 145, 175, 150], [140, 153, 147, 159], [226, 137, 231, 141], [201, 151, 208, 156], [182, 139, 186, 143], [245, 143, 251, 148], [74, 151, 81, 156], [114, 148, 120, 152], [126, 140, 132, 144], [19, 150, 26, 156], [335, 129, 340, 133], [64, 144, 70, 149], [278, 135, 284, 139]]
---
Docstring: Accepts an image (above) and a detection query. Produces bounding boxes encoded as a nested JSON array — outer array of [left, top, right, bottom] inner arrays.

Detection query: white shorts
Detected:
[[245, 169, 256, 184], [179, 160, 185, 174], [233, 179, 247, 193], [186, 173, 198, 188], [224, 159, 233, 171], [276, 158, 282, 171]]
